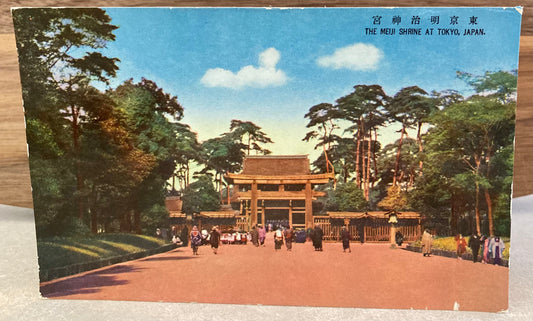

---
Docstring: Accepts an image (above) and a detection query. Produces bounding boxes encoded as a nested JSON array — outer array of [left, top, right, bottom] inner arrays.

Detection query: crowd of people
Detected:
[[420, 229, 506, 265], [162, 224, 506, 266], [465, 233, 506, 265], [172, 224, 334, 255]]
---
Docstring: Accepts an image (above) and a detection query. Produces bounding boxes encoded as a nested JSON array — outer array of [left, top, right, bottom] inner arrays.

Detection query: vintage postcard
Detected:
[[12, 7, 521, 312]]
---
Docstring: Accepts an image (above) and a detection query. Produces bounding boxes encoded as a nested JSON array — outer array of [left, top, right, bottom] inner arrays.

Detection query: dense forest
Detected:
[[13, 8, 515, 238], [304, 74, 515, 237]]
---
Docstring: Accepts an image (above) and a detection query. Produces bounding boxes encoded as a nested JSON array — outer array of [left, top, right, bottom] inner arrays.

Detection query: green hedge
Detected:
[[37, 233, 167, 271]]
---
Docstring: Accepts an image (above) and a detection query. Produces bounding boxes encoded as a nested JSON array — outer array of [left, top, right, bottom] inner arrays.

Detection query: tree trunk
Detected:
[[372, 129, 378, 189], [323, 123, 331, 173], [172, 173, 176, 191], [134, 210, 141, 234], [365, 131, 371, 200], [90, 185, 98, 234], [355, 124, 362, 188], [450, 194, 458, 236], [398, 171, 405, 190], [227, 181, 231, 205], [71, 105, 84, 220], [91, 209, 98, 234], [120, 211, 131, 232], [409, 168, 415, 187], [417, 121, 424, 176], [247, 135, 251, 156], [361, 135, 367, 196], [186, 161, 190, 187], [323, 144, 331, 173], [393, 124, 406, 186], [484, 189, 493, 236], [484, 152, 494, 236], [218, 173, 224, 201], [474, 155, 481, 235]]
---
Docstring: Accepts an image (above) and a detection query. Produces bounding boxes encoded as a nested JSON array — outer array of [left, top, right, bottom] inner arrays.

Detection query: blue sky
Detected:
[[99, 7, 522, 159]]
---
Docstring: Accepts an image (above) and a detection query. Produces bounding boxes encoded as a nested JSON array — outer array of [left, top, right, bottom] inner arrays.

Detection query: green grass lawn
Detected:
[[411, 236, 510, 260], [37, 233, 167, 271]]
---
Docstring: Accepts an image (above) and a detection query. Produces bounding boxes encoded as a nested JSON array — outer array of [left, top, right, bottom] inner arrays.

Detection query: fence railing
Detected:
[[313, 217, 421, 243]]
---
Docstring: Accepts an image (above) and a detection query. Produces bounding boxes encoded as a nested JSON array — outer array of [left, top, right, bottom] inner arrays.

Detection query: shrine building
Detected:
[[224, 155, 335, 230], [167, 155, 423, 243]]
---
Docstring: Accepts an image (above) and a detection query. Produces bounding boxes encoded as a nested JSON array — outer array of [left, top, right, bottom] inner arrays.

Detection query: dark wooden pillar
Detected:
[[305, 181, 313, 229], [251, 180, 258, 229], [417, 218, 422, 239], [289, 204, 293, 227], [261, 204, 266, 227]]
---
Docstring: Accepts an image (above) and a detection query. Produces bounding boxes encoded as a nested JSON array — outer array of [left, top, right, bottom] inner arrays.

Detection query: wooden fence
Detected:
[[191, 215, 421, 242], [397, 224, 421, 242], [364, 225, 390, 242], [313, 217, 421, 243], [236, 217, 248, 231]]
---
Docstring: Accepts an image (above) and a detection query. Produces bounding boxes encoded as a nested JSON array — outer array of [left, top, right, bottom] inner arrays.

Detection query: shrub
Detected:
[[37, 233, 166, 270]]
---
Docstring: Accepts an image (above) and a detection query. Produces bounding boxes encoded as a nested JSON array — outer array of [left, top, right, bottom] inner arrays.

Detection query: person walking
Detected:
[[421, 229, 433, 257], [258, 225, 266, 246], [274, 227, 284, 251], [201, 228, 209, 245], [490, 236, 505, 265], [250, 225, 259, 247], [455, 234, 467, 260], [190, 226, 202, 255], [341, 226, 351, 253], [209, 226, 221, 254], [468, 232, 482, 263], [283, 225, 294, 251], [481, 235, 490, 263], [312, 225, 324, 251]]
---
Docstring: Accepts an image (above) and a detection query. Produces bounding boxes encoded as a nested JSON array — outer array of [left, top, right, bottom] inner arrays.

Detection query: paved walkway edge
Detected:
[[40, 243, 179, 282], [405, 244, 509, 267]]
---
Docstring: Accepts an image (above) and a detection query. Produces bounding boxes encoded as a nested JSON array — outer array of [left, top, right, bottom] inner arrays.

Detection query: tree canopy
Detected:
[[303, 70, 516, 236]]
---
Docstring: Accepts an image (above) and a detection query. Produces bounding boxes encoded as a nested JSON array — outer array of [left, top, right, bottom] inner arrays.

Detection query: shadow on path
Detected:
[[84, 264, 144, 276], [140, 256, 199, 262], [41, 264, 142, 298]]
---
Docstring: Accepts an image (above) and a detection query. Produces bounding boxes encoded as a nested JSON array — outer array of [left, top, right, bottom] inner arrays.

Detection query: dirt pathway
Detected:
[[40, 234, 508, 312]]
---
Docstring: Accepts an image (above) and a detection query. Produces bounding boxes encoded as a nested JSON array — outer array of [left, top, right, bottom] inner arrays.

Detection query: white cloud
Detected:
[[317, 43, 383, 71], [201, 47, 288, 89]]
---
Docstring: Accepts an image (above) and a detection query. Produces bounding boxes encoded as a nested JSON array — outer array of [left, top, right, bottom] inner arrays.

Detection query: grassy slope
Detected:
[[411, 236, 510, 259], [37, 234, 167, 270]]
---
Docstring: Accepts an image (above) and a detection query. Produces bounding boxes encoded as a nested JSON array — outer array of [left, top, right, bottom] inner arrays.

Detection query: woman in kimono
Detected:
[[455, 234, 467, 260], [312, 225, 324, 251], [421, 229, 433, 257], [250, 225, 259, 247], [258, 225, 266, 246], [468, 233, 482, 263], [283, 225, 294, 251], [190, 226, 202, 255], [481, 235, 490, 263], [209, 226, 221, 255], [490, 236, 505, 265], [341, 226, 351, 253], [274, 227, 284, 251]]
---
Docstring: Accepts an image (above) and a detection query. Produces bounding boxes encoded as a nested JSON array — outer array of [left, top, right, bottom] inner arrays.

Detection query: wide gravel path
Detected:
[[40, 233, 508, 312]]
